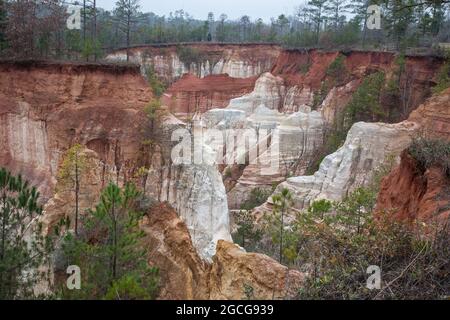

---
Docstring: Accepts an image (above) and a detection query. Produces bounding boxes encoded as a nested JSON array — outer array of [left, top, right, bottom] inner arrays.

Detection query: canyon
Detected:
[[1, 44, 449, 299]]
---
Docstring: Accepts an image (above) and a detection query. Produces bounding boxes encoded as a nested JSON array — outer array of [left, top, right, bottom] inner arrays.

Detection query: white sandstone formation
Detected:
[[227, 110, 325, 209], [227, 73, 286, 114], [283, 86, 315, 113], [161, 162, 232, 262], [145, 116, 233, 262], [268, 121, 419, 210], [106, 50, 276, 83], [1, 102, 58, 199], [188, 72, 330, 209]]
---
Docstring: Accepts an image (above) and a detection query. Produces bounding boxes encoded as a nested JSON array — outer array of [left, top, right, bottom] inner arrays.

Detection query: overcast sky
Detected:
[[96, 0, 305, 22]]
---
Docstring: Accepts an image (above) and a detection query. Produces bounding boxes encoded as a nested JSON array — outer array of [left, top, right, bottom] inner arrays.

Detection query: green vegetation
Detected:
[[334, 187, 377, 235], [145, 99, 162, 134], [312, 81, 330, 109], [1, 1, 449, 60], [233, 188, 272, 251], [299, 61, 311, 74], [326, 54, 348, 85], [253, 157, 450, 299], [313, 55, 348, 110], [346, 71, 386, 124], [269, 188, 293, 264], [409, 137, 450, 177], [240, 188, 272, 211], [59, 183, 159, 300], [243, 283, 255, 300], [296, 193, 449, 299], [0, 0, 6, 51], [432, 54, 450, 94], [386, 55, 406, 96], [306, 125, 347, 175], [307, 199, 332, 219], [145, 65, 166, 98], [58, 144, 87, 236], [233, 210, 262, 252], [0, 168, 55, 299], [81, 39, 102, 62], [176, 45, 207, 67], [223, 167, 232, 179]]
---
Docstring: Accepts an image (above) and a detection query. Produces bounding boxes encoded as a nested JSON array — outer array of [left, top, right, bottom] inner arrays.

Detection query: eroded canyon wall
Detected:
[[376, 88, 450, 222], [0, 61, 231, 262], [1, 45, 447, 299], [106, 43, 282, 83], [142, 203, 305, 300]]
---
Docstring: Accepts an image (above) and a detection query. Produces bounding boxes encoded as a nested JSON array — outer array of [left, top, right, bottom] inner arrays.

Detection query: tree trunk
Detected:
[[112, 201, 117, 280], [279, 209, 284, 264], [75, 156, 79, 236]]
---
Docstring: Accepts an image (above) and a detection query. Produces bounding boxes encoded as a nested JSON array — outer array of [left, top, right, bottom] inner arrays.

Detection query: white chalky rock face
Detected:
[[200, 108, 247, 129], [277, 111, 325, 169], [271, 121, 419, 210], [155, 119, 232, 262], [227, 110, 325, 209], [227, 73, 286, 114], [1, 102, 58, 198], [194, 72, 330, 210], [162, 163, 232, 262], [106, 51, 275, 83], [283, 86, 314, 113], [212, 59, 264, 78]]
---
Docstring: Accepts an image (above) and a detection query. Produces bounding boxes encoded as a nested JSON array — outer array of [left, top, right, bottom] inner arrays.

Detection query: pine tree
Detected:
[[325, 0, 351, 32], [60, 182, 159, 299], [385, 0, 416, 49], [272, 188, 293, 264], [217, 14, 228, 42], [59, 144, 87, 237], [345, 71, 386, 124], [306, 0, 327, 44], [0, 168, 54, 299], [114, 0, 141, 61]]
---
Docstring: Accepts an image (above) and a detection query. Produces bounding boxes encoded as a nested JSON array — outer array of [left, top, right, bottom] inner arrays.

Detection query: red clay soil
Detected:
[[376, 151, 450, 223], [376, 89, 450, 223], [162, 73, 257, 114], [0, 61, 153, 199], [271, 49, 442, 106], [408, 87, 450, 140], [271, 49, 339, 89]]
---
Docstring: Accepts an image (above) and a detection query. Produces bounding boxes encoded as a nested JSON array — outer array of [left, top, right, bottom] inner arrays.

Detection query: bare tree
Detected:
[[0, 0, 6, 50], [5, 0, 66, 58], [239, 15, 251, 42], [114, 0, 140, 61]]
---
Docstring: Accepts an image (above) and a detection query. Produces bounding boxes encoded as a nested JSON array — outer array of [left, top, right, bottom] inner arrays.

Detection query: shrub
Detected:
[[104, 272, 159, 300], [240, 188, 272, 211], [408, 137, 450, 177], [176, 46, 207, 66], [145, 65, 166, 98], [223, 167, 232, 179], [313, 81, 330, 109], [59, 183, 159, 300], [0, 168, 55, 299], [326, 54, 348, 85], [293, 186, 449, 300], [432, 59, 450, 94], [306, 125, 347, 175], [297, 211, 450, 300], [345, 71, 386, 124], [233, 210, 262, 252]]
